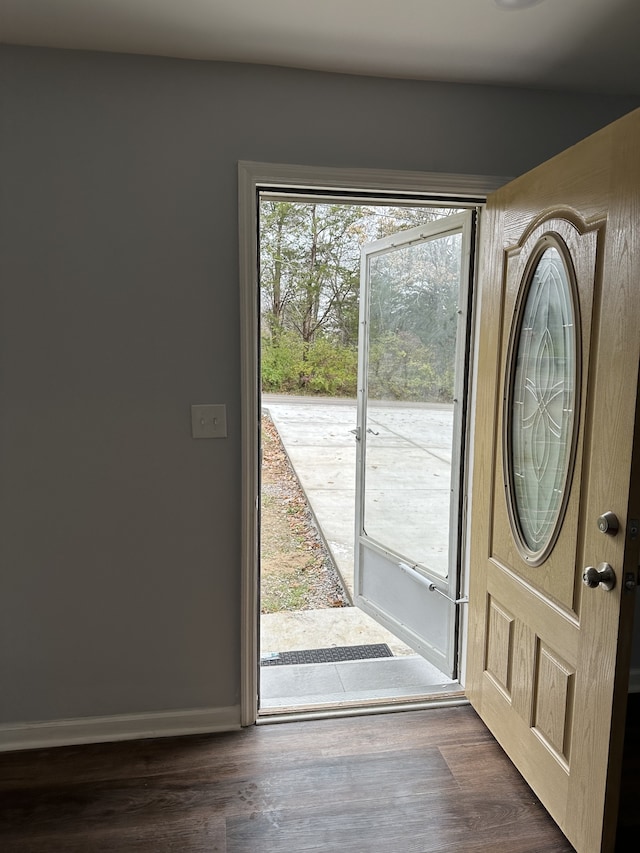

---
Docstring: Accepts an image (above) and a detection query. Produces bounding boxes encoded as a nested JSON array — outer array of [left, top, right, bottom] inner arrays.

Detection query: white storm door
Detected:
[[354, 211, 474, 678]]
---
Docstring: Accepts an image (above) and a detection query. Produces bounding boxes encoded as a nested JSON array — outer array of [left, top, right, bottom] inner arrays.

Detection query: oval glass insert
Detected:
[[508, 242, 578, 559]]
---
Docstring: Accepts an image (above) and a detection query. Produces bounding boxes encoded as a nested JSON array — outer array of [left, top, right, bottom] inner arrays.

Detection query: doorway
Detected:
[[258, 198, 473, 714], [239, 163, 508, 725]]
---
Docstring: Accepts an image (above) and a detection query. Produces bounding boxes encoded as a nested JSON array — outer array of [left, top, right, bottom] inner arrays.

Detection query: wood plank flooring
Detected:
[[0, 701, 637, 852]]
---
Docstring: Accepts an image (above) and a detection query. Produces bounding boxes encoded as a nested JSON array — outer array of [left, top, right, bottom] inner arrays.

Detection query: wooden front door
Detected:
[[467, 108, 640, 853]]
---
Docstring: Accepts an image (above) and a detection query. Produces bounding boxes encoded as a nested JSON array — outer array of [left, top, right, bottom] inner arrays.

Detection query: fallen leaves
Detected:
[[260, 412, 349, 613]]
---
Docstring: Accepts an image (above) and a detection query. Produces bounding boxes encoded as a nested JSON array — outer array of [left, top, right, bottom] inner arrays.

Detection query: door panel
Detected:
[[467, 108, 640, 853], [355, 211, 474, 676]]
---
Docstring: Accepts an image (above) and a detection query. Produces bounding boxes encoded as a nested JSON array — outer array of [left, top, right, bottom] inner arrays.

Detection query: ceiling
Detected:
[[2, 0, 640, 95]]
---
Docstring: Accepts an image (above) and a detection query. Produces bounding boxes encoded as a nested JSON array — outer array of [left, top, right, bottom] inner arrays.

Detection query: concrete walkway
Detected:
[[261, 606, 414, 658], [261, 394, 454, 659]]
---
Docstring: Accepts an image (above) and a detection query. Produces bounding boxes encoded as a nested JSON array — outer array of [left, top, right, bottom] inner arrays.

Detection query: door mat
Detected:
[[260, 643, 393, 666]]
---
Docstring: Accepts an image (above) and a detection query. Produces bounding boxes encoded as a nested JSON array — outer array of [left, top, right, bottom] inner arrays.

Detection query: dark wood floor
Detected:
[[0, 700, 638, 852]]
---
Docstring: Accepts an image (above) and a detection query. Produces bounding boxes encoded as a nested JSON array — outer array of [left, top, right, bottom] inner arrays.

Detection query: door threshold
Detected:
[[257, 689, 468, 724], [259, 653, 459, 716]]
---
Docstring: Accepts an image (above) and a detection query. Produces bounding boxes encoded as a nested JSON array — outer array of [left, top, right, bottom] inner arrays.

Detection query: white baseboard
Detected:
[[628, 669, 640, 693], [0, 705, 241, 752]]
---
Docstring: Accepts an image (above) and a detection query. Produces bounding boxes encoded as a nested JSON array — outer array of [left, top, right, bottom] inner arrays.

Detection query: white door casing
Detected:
[[237, 162, 508, 725]]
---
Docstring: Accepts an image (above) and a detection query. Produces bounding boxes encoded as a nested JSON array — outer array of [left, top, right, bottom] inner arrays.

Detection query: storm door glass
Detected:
[[363, 231, 462, 577]]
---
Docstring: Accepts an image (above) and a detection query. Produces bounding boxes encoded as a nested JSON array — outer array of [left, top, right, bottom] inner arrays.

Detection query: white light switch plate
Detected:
[[191, 404, 227, 439]]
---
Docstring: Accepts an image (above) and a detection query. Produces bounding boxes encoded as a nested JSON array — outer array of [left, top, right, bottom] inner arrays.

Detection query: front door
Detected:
[[467, 108, 640, 852], [354, 211, 474, 677]]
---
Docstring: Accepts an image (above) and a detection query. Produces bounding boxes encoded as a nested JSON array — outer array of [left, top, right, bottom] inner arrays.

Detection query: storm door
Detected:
[[354, 211, 474, 677]]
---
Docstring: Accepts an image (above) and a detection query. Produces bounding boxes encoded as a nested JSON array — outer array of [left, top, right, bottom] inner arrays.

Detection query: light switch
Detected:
[[191, 404, 227, 439]]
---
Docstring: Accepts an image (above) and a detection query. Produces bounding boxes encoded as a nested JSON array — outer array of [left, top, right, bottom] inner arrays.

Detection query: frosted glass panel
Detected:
[[510, 246, 576, 555]]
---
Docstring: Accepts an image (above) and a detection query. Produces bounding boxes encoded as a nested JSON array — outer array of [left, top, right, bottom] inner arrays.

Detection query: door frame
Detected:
[[238, 162, 509, 725]]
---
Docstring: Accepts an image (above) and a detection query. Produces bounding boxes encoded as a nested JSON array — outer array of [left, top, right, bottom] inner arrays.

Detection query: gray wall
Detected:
[[1, 44, 638, 727]]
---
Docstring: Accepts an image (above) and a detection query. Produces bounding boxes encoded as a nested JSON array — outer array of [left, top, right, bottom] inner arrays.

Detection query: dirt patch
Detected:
[[260, 412, 349, 613]]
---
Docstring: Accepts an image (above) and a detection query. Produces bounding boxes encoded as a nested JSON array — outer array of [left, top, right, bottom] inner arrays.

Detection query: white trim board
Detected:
[[238, 162, 510, 726], [238, 162, 511, 199], [0, 705, 240, 752]]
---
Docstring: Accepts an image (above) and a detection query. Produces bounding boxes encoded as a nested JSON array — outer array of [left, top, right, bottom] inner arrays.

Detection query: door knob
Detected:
[[583, 562, 616, 591], [597, 511, 619, 535]]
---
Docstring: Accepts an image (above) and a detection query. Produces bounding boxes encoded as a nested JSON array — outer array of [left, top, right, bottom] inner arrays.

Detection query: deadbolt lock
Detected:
[[597, 511, 619, 535]]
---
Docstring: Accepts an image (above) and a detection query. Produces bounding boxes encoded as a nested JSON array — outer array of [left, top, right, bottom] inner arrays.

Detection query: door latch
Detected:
[[583, 563, 616, 591]]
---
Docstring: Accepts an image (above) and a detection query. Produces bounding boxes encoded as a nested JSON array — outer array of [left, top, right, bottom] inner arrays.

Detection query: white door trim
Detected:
[[238, 162, 509, 726]]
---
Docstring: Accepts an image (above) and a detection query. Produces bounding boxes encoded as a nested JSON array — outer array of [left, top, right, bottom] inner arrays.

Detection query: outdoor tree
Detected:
[[260, 199, 463, 399]]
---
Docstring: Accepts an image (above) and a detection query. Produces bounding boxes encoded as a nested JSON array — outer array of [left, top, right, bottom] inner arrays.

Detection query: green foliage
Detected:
[[261, 331, 304, 392], [302, 337, 358, 396], [368, 332, 453, 402], [261, 332, 357, 397]]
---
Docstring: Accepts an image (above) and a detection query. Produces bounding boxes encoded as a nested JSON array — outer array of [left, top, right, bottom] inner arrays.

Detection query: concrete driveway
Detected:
[[262, 394, 454, 599]]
